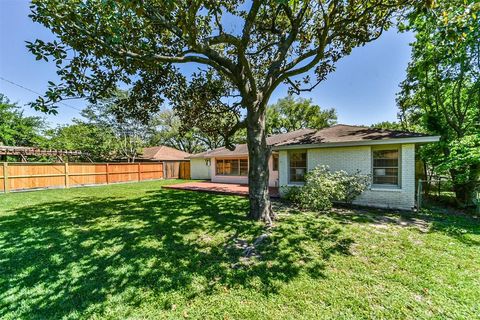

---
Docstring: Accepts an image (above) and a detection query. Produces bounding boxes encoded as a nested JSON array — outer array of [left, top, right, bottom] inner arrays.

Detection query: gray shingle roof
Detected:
[[189, 125, 430, 159], [188, 129, 314, 158], [275, 124, 428, 146]]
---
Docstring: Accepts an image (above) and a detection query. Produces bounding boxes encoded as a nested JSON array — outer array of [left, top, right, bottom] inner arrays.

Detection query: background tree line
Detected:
[[0, 93, 337, 161]]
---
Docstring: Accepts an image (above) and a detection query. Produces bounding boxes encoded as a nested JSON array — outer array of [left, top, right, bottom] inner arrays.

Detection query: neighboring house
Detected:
[[138, 145, 191, 179], [189, 125, 440, 210]]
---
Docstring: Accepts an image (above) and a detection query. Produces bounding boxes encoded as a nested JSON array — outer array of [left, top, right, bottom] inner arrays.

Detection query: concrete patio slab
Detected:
[[162, 181, 280, 198]]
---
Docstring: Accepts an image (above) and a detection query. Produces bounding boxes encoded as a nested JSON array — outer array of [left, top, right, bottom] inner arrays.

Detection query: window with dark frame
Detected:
[[216, 160, 224, 175], [215, 158, 248, 176], [272, 154, 279, 171], [289, 151, 307, 183], [239, 159, 248, 175], [372, 149, 399, 186]]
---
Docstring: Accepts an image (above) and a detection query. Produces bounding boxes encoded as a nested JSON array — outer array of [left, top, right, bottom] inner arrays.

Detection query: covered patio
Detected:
[[162, 181, 280, 198]]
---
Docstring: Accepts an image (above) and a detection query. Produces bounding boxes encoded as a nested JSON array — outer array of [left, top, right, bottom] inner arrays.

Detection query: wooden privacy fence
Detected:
[[0, 162, 165, 193], [179, 162, 190, 180], [162, 161, 191, 179]]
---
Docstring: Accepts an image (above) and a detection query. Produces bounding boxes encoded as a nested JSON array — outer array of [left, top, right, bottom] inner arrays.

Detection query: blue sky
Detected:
[[0, 0, 414, 127]]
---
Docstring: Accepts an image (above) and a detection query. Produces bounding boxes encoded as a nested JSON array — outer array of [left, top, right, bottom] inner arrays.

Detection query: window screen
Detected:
[[372, 149, 399, 185], [289, 151, 307, 183]]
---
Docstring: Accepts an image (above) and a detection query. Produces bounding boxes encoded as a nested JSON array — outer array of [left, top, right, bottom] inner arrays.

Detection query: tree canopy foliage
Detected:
[[266, 96, 336, 134], [397, 0, 480, 205], [149, 109, 224, 154], [80, 91, 155, 162], [0, 94, 45, 147], [44, 121, 117, 161], [45, 90, 155, 162], [370, 121, 405, 131]]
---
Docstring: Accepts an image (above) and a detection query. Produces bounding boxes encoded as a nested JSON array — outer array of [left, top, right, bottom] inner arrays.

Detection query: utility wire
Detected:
[[0, 75, 83, 112]]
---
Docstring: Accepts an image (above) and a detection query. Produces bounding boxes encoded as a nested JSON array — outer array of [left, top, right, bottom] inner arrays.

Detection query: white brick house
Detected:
[[189, 125, 439, 210]]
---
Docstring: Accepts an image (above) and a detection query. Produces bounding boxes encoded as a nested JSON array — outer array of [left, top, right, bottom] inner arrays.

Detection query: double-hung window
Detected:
[[289, 151, 307, 183], [372, 149, 400, 186]]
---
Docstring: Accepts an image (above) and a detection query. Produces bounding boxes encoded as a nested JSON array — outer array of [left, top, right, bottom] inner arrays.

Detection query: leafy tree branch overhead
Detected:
[[28, 0, 427, 222]]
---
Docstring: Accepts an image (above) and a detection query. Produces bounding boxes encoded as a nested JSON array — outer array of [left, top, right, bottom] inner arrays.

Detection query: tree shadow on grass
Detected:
[[326, 205, 480, 247], [0, 189, 352, 319]]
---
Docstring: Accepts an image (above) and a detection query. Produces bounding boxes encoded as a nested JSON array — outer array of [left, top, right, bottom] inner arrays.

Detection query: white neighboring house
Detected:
[[188, 125, 440, 210]]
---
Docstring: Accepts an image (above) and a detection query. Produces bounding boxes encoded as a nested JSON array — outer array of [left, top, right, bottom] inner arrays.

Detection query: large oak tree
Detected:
[[28, 0, 422, 222]]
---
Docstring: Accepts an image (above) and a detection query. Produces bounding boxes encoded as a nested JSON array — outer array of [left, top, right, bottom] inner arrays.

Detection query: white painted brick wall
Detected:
[[190, 158, 211, 180], [279, 150, 289, 187], [279, 144, 416, 210]]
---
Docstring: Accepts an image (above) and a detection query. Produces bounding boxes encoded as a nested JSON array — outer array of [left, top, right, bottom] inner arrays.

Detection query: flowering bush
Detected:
[[283, 165, 370, 211]]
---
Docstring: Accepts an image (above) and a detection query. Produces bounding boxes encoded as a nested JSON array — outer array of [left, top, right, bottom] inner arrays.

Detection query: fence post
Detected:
[[417, 179, 422, 210], [2, 162, 8, 193], [476, 191, 480, 214], [138, 163, 141, 181], [438, 178, 441, 197], [106, 163, 110, 184], [64, 162, 70, 188]]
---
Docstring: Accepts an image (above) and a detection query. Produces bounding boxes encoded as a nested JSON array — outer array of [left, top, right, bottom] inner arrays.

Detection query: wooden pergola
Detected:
[[0, 146, 91, 163]]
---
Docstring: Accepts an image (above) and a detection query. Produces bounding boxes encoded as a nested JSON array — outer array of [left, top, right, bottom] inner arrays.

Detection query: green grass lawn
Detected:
[[0, 180, 479, 319]]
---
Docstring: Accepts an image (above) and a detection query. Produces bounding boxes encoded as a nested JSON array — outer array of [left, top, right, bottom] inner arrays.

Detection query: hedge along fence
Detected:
[[0, 162, 166, 193]]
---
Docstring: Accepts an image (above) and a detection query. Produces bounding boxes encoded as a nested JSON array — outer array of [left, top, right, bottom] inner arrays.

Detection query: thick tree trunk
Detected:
[[443, 145, 478, 207], [451, 164, 480, 207], [246, 103, 276, 224]]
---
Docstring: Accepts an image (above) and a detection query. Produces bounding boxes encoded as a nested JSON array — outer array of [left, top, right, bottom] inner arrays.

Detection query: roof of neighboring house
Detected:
[[188, 129, 314, 159], [139, 145, 191, 161], [189, 125, 439, 159]]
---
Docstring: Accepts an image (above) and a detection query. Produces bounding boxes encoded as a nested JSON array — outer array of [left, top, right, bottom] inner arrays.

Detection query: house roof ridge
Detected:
[[139, 144, 192, 160]]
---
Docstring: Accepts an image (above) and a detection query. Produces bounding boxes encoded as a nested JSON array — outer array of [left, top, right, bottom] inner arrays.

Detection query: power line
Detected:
[[0, 75, 83, 112]]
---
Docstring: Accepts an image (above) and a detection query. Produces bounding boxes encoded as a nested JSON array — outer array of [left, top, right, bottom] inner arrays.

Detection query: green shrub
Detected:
[[283, 165, 370, 211]]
